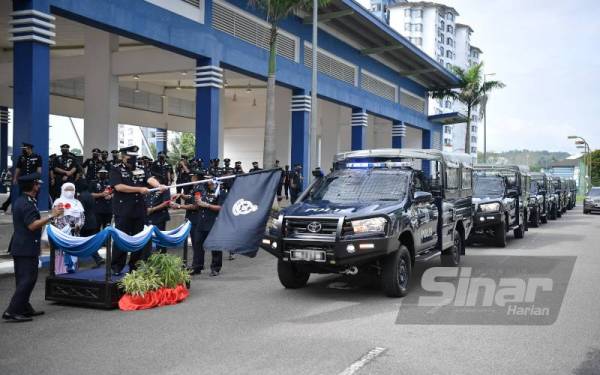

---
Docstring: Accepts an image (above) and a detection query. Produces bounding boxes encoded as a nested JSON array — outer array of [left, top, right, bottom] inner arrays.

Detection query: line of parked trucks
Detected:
[[260, 148, 583, 297]]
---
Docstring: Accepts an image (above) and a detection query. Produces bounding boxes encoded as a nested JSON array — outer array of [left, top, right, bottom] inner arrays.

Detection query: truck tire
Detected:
[[583, 209, 590, 214], [277, 260, 310, 289], [495, 222, 506, 248], [514, 223, 525, 239], [441, 229, 462, 267], [557, 207, 562, 218], [381, 245, 411, 298], [540, 213, 548, 224], [550, 205, 557, 220]]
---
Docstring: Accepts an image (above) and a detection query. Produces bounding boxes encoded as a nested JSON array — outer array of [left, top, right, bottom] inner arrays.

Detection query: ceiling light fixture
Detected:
[[176, 80, 182, 90], [181, 71, 187, 76], [133, 74, 140, 80], [134, 81, 140, 93]]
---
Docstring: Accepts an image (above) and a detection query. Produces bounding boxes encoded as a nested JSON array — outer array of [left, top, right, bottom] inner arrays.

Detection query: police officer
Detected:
[[100, 150, 110, 169], [145, 168, 172, 254], [1, 143, 42, 212], [53, 144, 78, 185], [109, 146, 165, 275], [174, 171, 204, 272], [234, 161, 244, 175], [3, 173, 63, 322], [282, 165, 291, 201], [176, 155, 192, 197], [208, 158, 222, 177], [82, 148, 104, 182], [152, 152, 173, 185], [191, 180, 226, 276], [109, 150, 120, 168], [250, 161, 262, 172], [290, 163, 303, 203], [92, 168, 113, 230]]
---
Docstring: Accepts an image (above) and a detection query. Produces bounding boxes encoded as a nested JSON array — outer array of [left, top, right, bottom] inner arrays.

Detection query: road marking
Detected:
[[338, 347, 387, 375]]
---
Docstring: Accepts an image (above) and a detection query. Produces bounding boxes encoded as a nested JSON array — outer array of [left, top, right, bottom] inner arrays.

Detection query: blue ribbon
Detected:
[[47, 221, 192, 256]]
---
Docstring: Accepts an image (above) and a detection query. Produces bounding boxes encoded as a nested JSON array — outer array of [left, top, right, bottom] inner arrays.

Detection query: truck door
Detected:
[[413, 173, 438, 251]]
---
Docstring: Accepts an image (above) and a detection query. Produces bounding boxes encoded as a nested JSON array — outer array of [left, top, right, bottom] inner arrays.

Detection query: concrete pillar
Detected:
[[422, 128, 431, 176], [392, 120, 406, 149], [0, 107, 8, 193], [274, 86, 291, 167], [290, 89, 311, 186], [194, 58, 222, 162], [351, 109, 368, 151], [83, 27, 119, 155], [10, 0, 53, 209]]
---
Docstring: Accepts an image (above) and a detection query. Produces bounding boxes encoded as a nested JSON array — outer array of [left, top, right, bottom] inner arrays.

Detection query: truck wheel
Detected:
[[514, 223, 525, 239], [381, 245, 411, 298], [550, 205, 557, 220], [584, 209, 590, 215], [495, 222, 506, 248], [441, 229, 462, 267], [277, 260, 310, 289], [557, 207, 562, 218], [540, 214, 548, 224]]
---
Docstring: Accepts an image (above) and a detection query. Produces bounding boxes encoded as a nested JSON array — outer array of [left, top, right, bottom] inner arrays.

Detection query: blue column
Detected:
[[351, 109, 368, 151], [291, 90, 311, 186], [422, 129, 431, 176], [0, 107, 8, 193], [11, 0, 54, 209], [392, 120, 405, 149], [155, 128, 167, 154], [194, 58, 222, 162]]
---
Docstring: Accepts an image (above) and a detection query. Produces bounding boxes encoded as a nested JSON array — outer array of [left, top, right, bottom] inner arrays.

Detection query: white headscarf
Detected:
[[53, 182, 85, 217]]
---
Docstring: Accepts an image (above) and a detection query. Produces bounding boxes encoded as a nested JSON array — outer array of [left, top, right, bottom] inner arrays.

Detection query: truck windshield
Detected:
[[308, 169, 410, 204], [589, 188, 600, 197], [530, 181, 539, 194], [474, 176, 505, 198]]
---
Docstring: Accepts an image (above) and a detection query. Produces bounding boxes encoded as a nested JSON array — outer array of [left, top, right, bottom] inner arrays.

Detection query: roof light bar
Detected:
[[345, 161, 413, 169]]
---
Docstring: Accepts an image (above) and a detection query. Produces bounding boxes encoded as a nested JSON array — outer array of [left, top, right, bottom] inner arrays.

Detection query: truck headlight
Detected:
[[267, 216, 281, 234], [479, 202, 501, 212], [351, 217, 387, 234]]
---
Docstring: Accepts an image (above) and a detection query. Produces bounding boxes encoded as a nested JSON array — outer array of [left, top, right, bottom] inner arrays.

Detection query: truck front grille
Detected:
[[284, 218, 339, 239]]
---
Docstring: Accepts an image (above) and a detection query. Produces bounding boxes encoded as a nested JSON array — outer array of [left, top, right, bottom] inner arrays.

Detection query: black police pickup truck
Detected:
[[583, 187, 600, 214], [470, 165, 529, 247], [260, 149, 473, 297], [549, 176, 565, 218], [529, 172, 551, 226]]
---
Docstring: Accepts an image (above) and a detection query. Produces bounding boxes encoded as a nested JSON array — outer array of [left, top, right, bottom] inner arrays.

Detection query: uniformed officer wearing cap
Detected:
[[250, 161, 262, 172], [173, 170, 204, 271], [176, 155, 192, 199], [109, 146, 165, 275], [53, 144, 79, 187], [234, 161, 244, 175], [145, 166, 173, 254], [100, 150, 110, 169], [109, 150, 120, 169], [151, 151, 173, 185], [91, 167, 113, 230], [192, 158, 207, 177], [1, 143, 42, 212], [82, 148, 105, 182], [3, 173, 64, 322]]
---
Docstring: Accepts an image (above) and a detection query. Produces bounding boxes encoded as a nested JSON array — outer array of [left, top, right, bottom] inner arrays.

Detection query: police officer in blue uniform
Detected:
[[92, 168, 113, 229], [175, 170, 204, 272], [145, 167, 172, 254], [3, 173, 63, 322], [2, 143, 42, 212], [152, 152, 173, 185], [109, 150, 120, 169], [53, 144, 79, 186], [192, 179, 226, 276], [82, 148, 104, 182], [109, 146, 165, 275]]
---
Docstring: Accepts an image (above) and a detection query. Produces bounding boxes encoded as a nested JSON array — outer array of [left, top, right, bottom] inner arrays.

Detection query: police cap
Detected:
[[235, 161, 242, 165], [110, 150, 119, 155], [98, 167, 108, 173], [157, 151, 166, 157], [224, 158, 231, 163], [18, 172, 43, 184], [92, 148, 101, 153], [252, 161, 259, 166], [60, 144, 70, 149], [21, 142, 34, 149], [119, 145, 139, 156]]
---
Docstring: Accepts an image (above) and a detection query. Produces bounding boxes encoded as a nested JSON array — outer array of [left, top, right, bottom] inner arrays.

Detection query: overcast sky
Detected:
[[435, 0, 600, 154]]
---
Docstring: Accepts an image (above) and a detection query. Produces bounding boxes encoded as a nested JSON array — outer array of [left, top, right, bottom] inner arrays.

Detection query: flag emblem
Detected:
[[232, 199, 258, 216]]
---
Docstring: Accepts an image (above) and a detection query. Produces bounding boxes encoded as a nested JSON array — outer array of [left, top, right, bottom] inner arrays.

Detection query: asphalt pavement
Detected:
[[0, 210, 599, 375]]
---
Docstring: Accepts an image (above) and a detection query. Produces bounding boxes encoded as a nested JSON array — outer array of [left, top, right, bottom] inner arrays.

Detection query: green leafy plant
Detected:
[[145, 253, 191, 289], [119, 269, 161, 296]]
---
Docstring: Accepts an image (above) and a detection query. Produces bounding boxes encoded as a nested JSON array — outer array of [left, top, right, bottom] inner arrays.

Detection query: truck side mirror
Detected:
[[414, 191, 433, 204]]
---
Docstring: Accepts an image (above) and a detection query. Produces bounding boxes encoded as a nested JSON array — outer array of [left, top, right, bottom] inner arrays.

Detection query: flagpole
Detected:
[[147, 168, 282, 192]]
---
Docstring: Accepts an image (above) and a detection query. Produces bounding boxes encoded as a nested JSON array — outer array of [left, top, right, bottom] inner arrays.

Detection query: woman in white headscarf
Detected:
[[52, 182, 85, 273]]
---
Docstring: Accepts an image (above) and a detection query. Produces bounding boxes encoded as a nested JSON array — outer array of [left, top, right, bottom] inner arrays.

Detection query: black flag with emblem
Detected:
[[204, 169, 282, 255]]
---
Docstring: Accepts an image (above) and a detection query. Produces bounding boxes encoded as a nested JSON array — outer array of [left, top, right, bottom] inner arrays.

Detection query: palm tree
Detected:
[[432, 62, 504, 155], [249, 0, 328, 169]]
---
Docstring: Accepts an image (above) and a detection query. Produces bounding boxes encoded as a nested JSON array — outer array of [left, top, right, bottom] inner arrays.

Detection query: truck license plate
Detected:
[[290, 249, 326, 262]]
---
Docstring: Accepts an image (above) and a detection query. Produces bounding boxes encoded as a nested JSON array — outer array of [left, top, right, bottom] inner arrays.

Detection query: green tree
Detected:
[[249, 0, 328, 169], [591, 150, 600, 187], [432, 62, 505, 155], [167, 132, 196, 162]]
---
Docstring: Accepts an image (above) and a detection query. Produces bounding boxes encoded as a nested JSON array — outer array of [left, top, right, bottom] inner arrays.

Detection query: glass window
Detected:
[[405, 23, 411, 31], [439, 46, 445, 55], [471, 136, 477, 143], [415, 24, 422, 32], [440, 20, 445, 29], [446, 50, 453, 59], [447, 25, 453, 33], [462, 168, 472, 190], [446, 63, 452, 69], [445, 100, 452, 108], [471, 147, 477, 153], [404, 9, 411, 17], [446, 168, 459, 189], [413, 9, 422, 17], [446, 37, 453, 46], [447, 12, 454, 21]]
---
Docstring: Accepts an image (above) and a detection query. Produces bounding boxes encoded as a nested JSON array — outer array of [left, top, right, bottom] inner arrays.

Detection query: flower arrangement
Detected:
[[118, 254, 191, 311]]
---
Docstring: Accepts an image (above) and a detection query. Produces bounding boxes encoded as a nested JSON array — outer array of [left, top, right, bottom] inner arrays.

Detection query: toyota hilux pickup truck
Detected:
[[529, 172, 550, 226], [260, 149, 473, 297], [469, 165, 529, 247]]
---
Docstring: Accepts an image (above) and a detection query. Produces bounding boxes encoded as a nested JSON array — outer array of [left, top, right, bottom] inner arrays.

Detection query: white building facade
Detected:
[[366, 0, 483, 155]]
